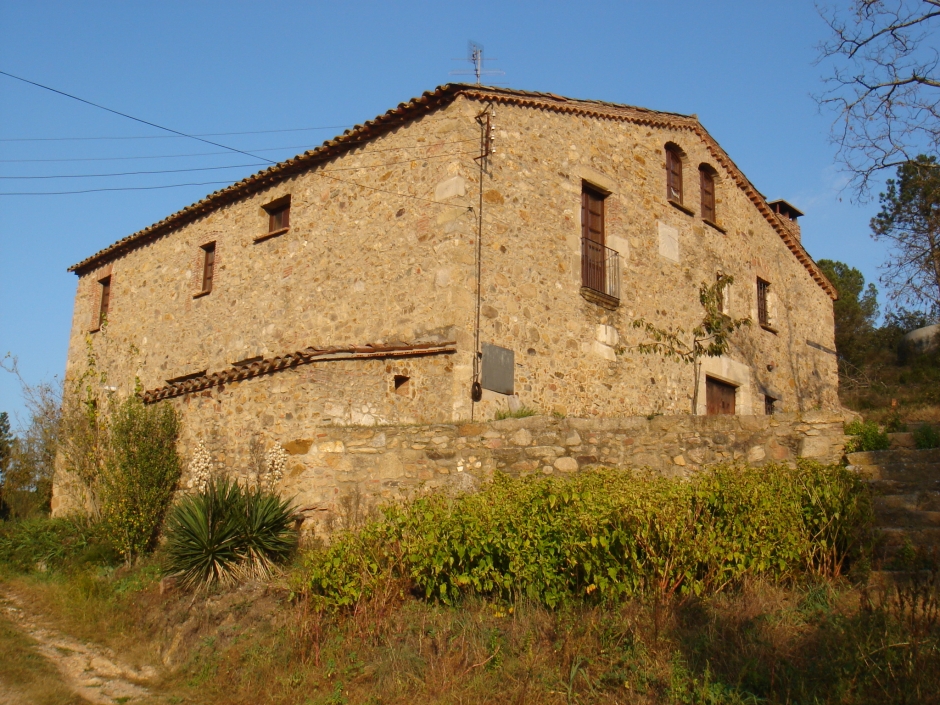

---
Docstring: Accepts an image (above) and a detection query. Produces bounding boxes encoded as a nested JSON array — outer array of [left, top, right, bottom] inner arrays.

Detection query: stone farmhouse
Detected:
[[57, 84, 841, 511]]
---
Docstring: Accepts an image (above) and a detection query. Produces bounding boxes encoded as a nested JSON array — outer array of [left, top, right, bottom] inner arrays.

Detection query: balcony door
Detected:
[[581, 184, 606, 292]]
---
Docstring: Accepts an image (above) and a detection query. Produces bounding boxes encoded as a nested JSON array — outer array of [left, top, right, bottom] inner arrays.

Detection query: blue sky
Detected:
[[0, 1, 887, 426]]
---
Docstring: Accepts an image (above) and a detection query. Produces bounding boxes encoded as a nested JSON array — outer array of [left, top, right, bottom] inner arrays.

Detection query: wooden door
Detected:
[[581, 185, 606, 292], [705, 376, 736, 415]]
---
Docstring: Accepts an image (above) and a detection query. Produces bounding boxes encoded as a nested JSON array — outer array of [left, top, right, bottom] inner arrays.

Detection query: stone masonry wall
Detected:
[[63, 90, 839, 434], [172, 409, 845, 534]]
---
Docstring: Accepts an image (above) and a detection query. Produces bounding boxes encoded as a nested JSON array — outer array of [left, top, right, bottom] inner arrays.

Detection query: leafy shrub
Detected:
[[98, 397, 182, 561], [295, 461, 872, 611], [164, 478, 296, 589], [0, 517, 117, 573], [844, 419, 891, 452], [494, 406, 539, 420], [913, 423, 940, 449]]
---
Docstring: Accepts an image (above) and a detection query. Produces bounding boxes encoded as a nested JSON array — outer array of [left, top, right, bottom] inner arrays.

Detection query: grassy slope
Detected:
[[3, 566, 940, 705]]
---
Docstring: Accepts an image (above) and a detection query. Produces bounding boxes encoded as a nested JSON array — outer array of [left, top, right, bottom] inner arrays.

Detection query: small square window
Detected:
[[394, 375, 410, 396], [264, 196, 290, 234], [765, 395, 776, 415]]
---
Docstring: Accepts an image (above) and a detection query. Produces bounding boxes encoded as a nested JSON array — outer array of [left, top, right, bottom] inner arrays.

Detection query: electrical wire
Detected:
[[0, 126, 353, 142], [0, 149, 476, 180], [0, 150, 478, 196], [0, 138, 478, 164], [0, 69, 276, 164]]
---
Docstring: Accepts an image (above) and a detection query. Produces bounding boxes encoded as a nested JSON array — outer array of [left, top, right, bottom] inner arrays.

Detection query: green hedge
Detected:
[[295, 461, 872, 610]]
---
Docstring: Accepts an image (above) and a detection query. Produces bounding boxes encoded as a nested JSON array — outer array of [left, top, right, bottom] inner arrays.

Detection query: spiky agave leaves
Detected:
[[238, 484, 298, 581], [164, 478, 297, 589]]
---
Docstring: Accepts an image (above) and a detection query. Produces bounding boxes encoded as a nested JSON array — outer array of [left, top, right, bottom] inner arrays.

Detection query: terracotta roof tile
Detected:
[[141, 339, 456, 403]]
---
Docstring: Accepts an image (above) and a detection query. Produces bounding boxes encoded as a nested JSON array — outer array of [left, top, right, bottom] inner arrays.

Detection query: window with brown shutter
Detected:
[[200, 242, 216, 294], [666, 146, 683, 203], [263, 196, 290, 235], [700, 166, 716, 223], [757, 277, 771, 327], [98, 276, 111, 329]]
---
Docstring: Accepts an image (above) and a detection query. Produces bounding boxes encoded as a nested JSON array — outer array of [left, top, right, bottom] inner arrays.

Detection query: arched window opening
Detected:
[[665, 145, 684, 204]]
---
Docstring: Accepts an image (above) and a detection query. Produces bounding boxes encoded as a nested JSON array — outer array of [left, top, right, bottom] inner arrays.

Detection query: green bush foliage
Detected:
[[296, 462, 872, 611], [0, 517, 117, 573], [493, 406, 539, 420], [99, 397, 182, 561], [913, 423, 940, 449], [844, 419, 891, 453], [164, 478, 297, 589]]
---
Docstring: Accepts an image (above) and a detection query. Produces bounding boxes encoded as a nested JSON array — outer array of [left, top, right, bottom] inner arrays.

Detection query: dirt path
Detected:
[[0, 588, 158, 704]]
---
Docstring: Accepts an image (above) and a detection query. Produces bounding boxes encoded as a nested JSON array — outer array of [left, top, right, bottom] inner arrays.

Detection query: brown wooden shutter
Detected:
[[201, 243, 216, 293], [581, 184, 605, 244], [666, 148, 683, 203], [700, 168, 716, 222]]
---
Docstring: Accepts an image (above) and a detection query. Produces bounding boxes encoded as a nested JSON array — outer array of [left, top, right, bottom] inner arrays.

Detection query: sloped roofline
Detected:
[[67, 83, 836, 299]]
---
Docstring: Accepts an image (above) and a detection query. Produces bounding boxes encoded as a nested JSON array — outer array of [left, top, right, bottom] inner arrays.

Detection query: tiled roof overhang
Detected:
[[68, 84, 836, 300], [141, 340, 456, 404]]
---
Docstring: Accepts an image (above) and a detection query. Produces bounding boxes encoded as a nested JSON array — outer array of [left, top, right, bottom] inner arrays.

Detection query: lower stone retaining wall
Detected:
[[272, 411, 846, 531], [51, 411, 848, 523]]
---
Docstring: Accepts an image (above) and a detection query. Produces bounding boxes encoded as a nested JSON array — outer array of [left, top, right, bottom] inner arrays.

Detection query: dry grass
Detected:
[[5, 566, 940, 705], [1, 534, 939, 705]]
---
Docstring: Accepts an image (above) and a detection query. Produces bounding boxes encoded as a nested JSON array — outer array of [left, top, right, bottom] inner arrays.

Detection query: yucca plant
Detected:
[[239, 485, 298, 581], [164, 478, 296, 589]]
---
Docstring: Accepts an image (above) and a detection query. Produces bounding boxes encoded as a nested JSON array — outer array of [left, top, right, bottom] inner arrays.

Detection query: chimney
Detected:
[[767, 199, 803, 242]]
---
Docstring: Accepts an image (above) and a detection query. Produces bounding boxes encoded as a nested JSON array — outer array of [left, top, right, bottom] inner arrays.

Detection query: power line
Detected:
[[0, 150, 478, 195], [0, 69, 276, 165], [0, 138, 478, 164], [0, 126, 353, 142], [0, 148, 476, 180], [0, 180, 237, 196], [0, 163, 265, 180]]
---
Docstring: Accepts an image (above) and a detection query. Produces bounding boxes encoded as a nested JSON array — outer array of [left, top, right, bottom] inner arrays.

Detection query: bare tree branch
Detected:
[[817, 1, 940, 197]]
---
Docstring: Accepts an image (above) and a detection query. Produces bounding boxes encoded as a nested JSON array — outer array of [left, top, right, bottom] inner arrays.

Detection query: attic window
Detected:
[[257, 196, 291, 241], [699, 165, 717, 224], [665, 145, 684, 204]]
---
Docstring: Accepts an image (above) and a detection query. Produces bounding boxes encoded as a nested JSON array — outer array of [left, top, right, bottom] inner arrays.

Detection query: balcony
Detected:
[[580, 238, 620, 308]]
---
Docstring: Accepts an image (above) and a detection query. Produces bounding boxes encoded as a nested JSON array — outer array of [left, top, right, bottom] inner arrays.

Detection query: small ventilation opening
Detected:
[[394, 375, 410, 396], [765, 395, 776, 415]]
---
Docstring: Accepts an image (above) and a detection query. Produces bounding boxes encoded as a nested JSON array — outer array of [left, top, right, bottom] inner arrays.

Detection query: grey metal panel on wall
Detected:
[[481, 343, 514, 395]]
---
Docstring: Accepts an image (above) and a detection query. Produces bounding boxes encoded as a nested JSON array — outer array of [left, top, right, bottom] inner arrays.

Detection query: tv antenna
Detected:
[[450, 41, 504, 85]]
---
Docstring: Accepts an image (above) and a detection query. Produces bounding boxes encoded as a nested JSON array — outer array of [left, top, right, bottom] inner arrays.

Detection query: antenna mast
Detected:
[[450, 41, 505, 85]]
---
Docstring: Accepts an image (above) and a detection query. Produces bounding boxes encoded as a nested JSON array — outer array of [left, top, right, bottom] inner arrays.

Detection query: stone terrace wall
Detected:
[[269, 411, 845, 532]]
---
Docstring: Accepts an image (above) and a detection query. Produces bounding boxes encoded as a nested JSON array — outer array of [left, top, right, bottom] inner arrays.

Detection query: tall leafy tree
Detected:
[[871, 155, 940, 316], [818, 259, 880, 366]]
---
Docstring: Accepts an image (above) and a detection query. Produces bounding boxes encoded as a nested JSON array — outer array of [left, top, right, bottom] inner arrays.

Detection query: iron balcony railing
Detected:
[[581, 238, 620, 303]]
